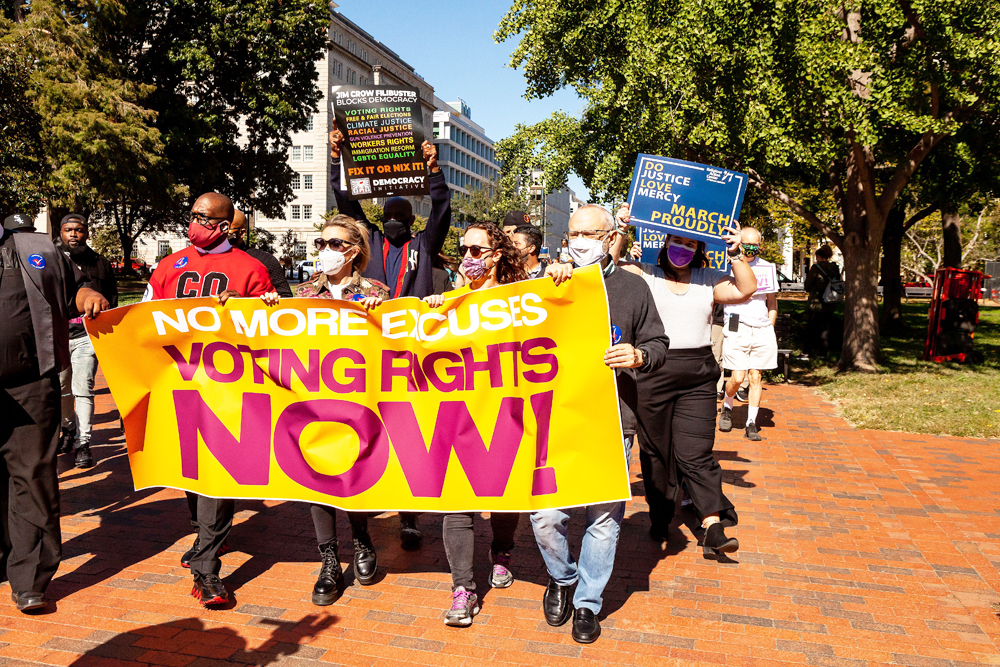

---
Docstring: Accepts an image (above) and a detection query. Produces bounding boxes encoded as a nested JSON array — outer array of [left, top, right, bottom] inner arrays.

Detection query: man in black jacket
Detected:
[[512, 224, 549, 279], [228, 210, 293, 298], [330, 128, 451, 547], [0, 213, 110, 611], [530, 204, 669, 644], [57, 214, 118, 468]]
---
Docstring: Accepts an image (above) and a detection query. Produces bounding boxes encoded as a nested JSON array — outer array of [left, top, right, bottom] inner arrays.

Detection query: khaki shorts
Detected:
[[723, 322, 778, 370]]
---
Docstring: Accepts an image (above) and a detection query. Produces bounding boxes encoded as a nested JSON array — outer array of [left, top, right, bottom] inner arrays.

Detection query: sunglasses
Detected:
[[741, 243, 760, 254], [459, 244, 494, 258], [185, 211, 229, 229], [314, 238, 355, 251]]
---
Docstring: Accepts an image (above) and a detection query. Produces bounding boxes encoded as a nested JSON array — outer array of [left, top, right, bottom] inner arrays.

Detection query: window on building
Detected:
[[294, 242, 307, 257], [291, 205, 301, 220], [304, 174, 313, 190], [158, 241, 170, 257], [359, 75, 367, 86], [291, 146, 301, 161], [291, 173, 301, 189], [303, 205, 312, 220], [432, 125, 439, 139], [306, 116, 314, 131], [304, 146, 313, 161]]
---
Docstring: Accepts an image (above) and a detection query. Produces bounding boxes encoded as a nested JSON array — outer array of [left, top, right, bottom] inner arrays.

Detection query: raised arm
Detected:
[[420, 140, 451, 255], [609, 204, 631, 264], [713, 225, 758, 304], [329, 129, 372, 229]]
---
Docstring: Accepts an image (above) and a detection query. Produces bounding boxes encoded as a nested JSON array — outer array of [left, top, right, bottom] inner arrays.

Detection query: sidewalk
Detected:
[[1, 375, 998, 666]]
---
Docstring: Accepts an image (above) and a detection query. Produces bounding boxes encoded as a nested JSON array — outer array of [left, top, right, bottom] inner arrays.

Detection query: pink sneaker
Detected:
[[445, 587, 479, 626], [490, 550, 514, 588]]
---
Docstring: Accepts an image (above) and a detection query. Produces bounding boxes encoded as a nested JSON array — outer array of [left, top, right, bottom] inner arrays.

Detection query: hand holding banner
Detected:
[[87, 266, 630, 512]]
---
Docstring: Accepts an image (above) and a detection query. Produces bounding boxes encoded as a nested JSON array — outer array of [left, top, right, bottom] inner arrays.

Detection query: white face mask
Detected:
[[567, 234, 609, 267], [318, 248, 348, 275]]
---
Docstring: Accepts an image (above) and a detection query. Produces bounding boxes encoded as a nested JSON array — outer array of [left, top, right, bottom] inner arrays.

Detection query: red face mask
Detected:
[[188, 221, 228, 249]]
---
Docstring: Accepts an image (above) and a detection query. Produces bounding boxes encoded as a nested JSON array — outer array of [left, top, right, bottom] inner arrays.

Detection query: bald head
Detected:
[[569, 204, 614, 232], [192, 193, 235, 223], [231, 209, 248, 231], [740, 227, 762, 245]]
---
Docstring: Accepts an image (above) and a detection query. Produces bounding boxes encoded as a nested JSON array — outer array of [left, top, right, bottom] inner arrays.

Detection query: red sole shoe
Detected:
[[190, 585, 227, 606]]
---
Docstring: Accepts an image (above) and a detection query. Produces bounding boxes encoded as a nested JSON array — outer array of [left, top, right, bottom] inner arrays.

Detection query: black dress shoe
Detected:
[[399, 513, 422, 548], [704, 523, 739, 554], [312, 541, 344, 606], [542, 577, 573, 627], [181, 536, 230, 568], [571, 608, 601, 644], [11, 592, 45, 612], [75, 443, 94, 468], [352, 532, 378, 585], [191, 574, 227, 606], [58, 426, 76, 455]]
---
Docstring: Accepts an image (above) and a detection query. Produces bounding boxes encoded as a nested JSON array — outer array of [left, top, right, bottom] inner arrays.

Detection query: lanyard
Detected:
[[382, 238, 410, 297]]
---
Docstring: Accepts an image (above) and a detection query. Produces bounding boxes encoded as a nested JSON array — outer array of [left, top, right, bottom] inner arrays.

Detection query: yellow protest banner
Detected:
[[86, 265, 630, 512]]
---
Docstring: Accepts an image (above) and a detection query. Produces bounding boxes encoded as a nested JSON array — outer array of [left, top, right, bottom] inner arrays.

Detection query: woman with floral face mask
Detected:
[[274, 216, 389, 606], [422, 222, 532, 626], [610, 205, 756, 555]]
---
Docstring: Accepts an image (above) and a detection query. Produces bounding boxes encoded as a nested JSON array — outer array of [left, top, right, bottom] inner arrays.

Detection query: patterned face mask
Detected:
[[741, 243, 760, 257]]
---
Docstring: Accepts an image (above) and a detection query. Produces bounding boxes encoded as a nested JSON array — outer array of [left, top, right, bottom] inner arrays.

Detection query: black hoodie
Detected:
[[59, 243, 117, 338]]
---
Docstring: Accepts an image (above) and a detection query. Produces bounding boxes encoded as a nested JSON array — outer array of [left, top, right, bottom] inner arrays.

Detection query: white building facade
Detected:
[[431, 96, 500, 214]]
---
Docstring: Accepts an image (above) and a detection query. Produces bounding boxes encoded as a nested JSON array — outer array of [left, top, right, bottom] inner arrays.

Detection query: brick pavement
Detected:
[[0, 373, 998, 666]]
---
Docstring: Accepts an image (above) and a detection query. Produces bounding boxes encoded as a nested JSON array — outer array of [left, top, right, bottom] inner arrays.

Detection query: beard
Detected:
[[64, 242, 89, 257]]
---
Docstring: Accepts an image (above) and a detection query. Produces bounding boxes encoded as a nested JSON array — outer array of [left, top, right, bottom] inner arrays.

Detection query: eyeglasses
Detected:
[[314, 238, 355, 251], [741, 243, 760, 254], [565, 229, 612, 241], [185, 211, 230, 229], [459, 244, 494, 258]]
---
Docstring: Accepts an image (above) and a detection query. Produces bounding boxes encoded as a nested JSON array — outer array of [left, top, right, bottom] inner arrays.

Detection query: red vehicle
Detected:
[[113, 258, 148, 275]]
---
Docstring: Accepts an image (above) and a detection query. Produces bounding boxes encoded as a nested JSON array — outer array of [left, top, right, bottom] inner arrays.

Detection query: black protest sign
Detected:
[[332, 85, 430, 200]]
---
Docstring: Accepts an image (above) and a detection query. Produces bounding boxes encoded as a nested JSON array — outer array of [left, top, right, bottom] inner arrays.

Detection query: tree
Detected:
[[4, 0, 329, 261], [496, 0, 1000, 371], [0, 39, 46, 216], [454, 182, 506, 224]]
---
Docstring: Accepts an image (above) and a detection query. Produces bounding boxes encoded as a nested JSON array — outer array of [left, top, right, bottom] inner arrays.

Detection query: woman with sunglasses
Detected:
[[292, 215, 388, 605], [424, 222, 559, 626], [610, 205, 756, 555]]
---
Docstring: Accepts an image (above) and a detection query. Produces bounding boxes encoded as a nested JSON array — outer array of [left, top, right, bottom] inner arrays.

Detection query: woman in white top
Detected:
[[611, 205, 756, 554]]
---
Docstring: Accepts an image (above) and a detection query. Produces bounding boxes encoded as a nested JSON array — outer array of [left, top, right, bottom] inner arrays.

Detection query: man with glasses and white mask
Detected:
[[528, 204, 669, 644], [144, 192, 279, 607]]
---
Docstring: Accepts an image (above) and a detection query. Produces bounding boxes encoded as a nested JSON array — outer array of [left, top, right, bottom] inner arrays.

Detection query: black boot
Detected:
[[399, 513, 422, 549], [352, 531, 378, 585], [58, 424, 76, 455], [312, 541, 344, 606], [704, 523, 739, 554]]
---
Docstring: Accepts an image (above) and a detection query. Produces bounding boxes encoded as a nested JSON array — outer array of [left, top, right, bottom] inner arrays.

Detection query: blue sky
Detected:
[[332, 0, 590, 200]]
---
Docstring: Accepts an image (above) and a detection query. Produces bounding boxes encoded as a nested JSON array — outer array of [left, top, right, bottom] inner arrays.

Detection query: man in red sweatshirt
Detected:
[[144, 192, 275, 606]]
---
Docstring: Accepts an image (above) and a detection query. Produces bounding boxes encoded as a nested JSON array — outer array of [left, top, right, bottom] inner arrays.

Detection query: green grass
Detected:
[[117, 278, 146, 306], [779, 297, 1000, 438]]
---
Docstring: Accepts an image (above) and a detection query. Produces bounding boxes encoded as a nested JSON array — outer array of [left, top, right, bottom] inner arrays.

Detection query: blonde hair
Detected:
[[322, 214, 370, 272]]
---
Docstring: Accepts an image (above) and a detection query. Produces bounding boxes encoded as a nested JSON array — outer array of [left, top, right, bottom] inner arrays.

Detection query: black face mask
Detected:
[[383, 219, 410, 243]]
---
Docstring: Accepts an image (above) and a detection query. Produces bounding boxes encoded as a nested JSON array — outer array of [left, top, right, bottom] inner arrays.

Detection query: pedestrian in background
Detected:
[[56, 214, 118, 469], [804, 244, 840, 358]]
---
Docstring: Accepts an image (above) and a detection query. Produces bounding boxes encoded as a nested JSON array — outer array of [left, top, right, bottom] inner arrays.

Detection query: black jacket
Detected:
[[57, 243, 118, 339], [10, 232, 90, 376], [241, 244, 292, 298], [603, 263, 670, 435], [331, 162, 452, 299]]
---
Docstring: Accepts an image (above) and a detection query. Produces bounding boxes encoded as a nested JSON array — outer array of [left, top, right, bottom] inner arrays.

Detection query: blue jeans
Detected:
[[530, 437, 632, 614]]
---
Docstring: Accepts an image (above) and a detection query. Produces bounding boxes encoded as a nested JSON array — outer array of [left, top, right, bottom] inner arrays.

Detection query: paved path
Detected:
[[1, 375, 998, 666]]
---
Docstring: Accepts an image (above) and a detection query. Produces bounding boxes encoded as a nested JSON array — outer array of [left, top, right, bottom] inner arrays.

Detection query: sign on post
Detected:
[[332, 84, 430, 200], [626, 154, 748, 266]]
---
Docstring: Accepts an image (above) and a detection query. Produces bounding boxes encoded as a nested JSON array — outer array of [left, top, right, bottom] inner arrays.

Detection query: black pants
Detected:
[[806, 304, 836, 356], [636, 347, 737, 532], [443, 513, 519, 591], [185, 492, 234, 576], [310, 505, 368, 546], [0, 373, 62, 594]]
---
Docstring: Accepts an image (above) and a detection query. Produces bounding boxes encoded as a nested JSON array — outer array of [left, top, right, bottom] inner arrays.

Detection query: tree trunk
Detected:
[[840, 235, 882, 371], [942, 206, 962, 268], [879, 206, 905, 334]]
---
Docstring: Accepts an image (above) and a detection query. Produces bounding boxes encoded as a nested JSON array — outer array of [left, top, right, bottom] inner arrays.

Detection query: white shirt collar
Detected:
[[196, 239, 232, 255]]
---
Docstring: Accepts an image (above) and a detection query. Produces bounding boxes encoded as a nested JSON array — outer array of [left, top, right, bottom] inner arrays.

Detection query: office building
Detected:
[[431, 96, 500, 214]]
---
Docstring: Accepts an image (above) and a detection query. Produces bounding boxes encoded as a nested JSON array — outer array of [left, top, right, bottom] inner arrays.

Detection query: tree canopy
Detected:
[[496, 0, 1000, 370]]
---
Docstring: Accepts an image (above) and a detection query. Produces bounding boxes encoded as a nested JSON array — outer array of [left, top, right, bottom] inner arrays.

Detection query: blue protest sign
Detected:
[[626, 154, 748, 266]]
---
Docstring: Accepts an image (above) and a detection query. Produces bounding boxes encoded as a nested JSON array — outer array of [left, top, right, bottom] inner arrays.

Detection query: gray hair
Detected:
[[572, 204, 615, 230]]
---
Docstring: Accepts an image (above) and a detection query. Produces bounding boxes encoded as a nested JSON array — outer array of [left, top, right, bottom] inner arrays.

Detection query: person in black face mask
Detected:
[[329, 128, 452, 548]]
